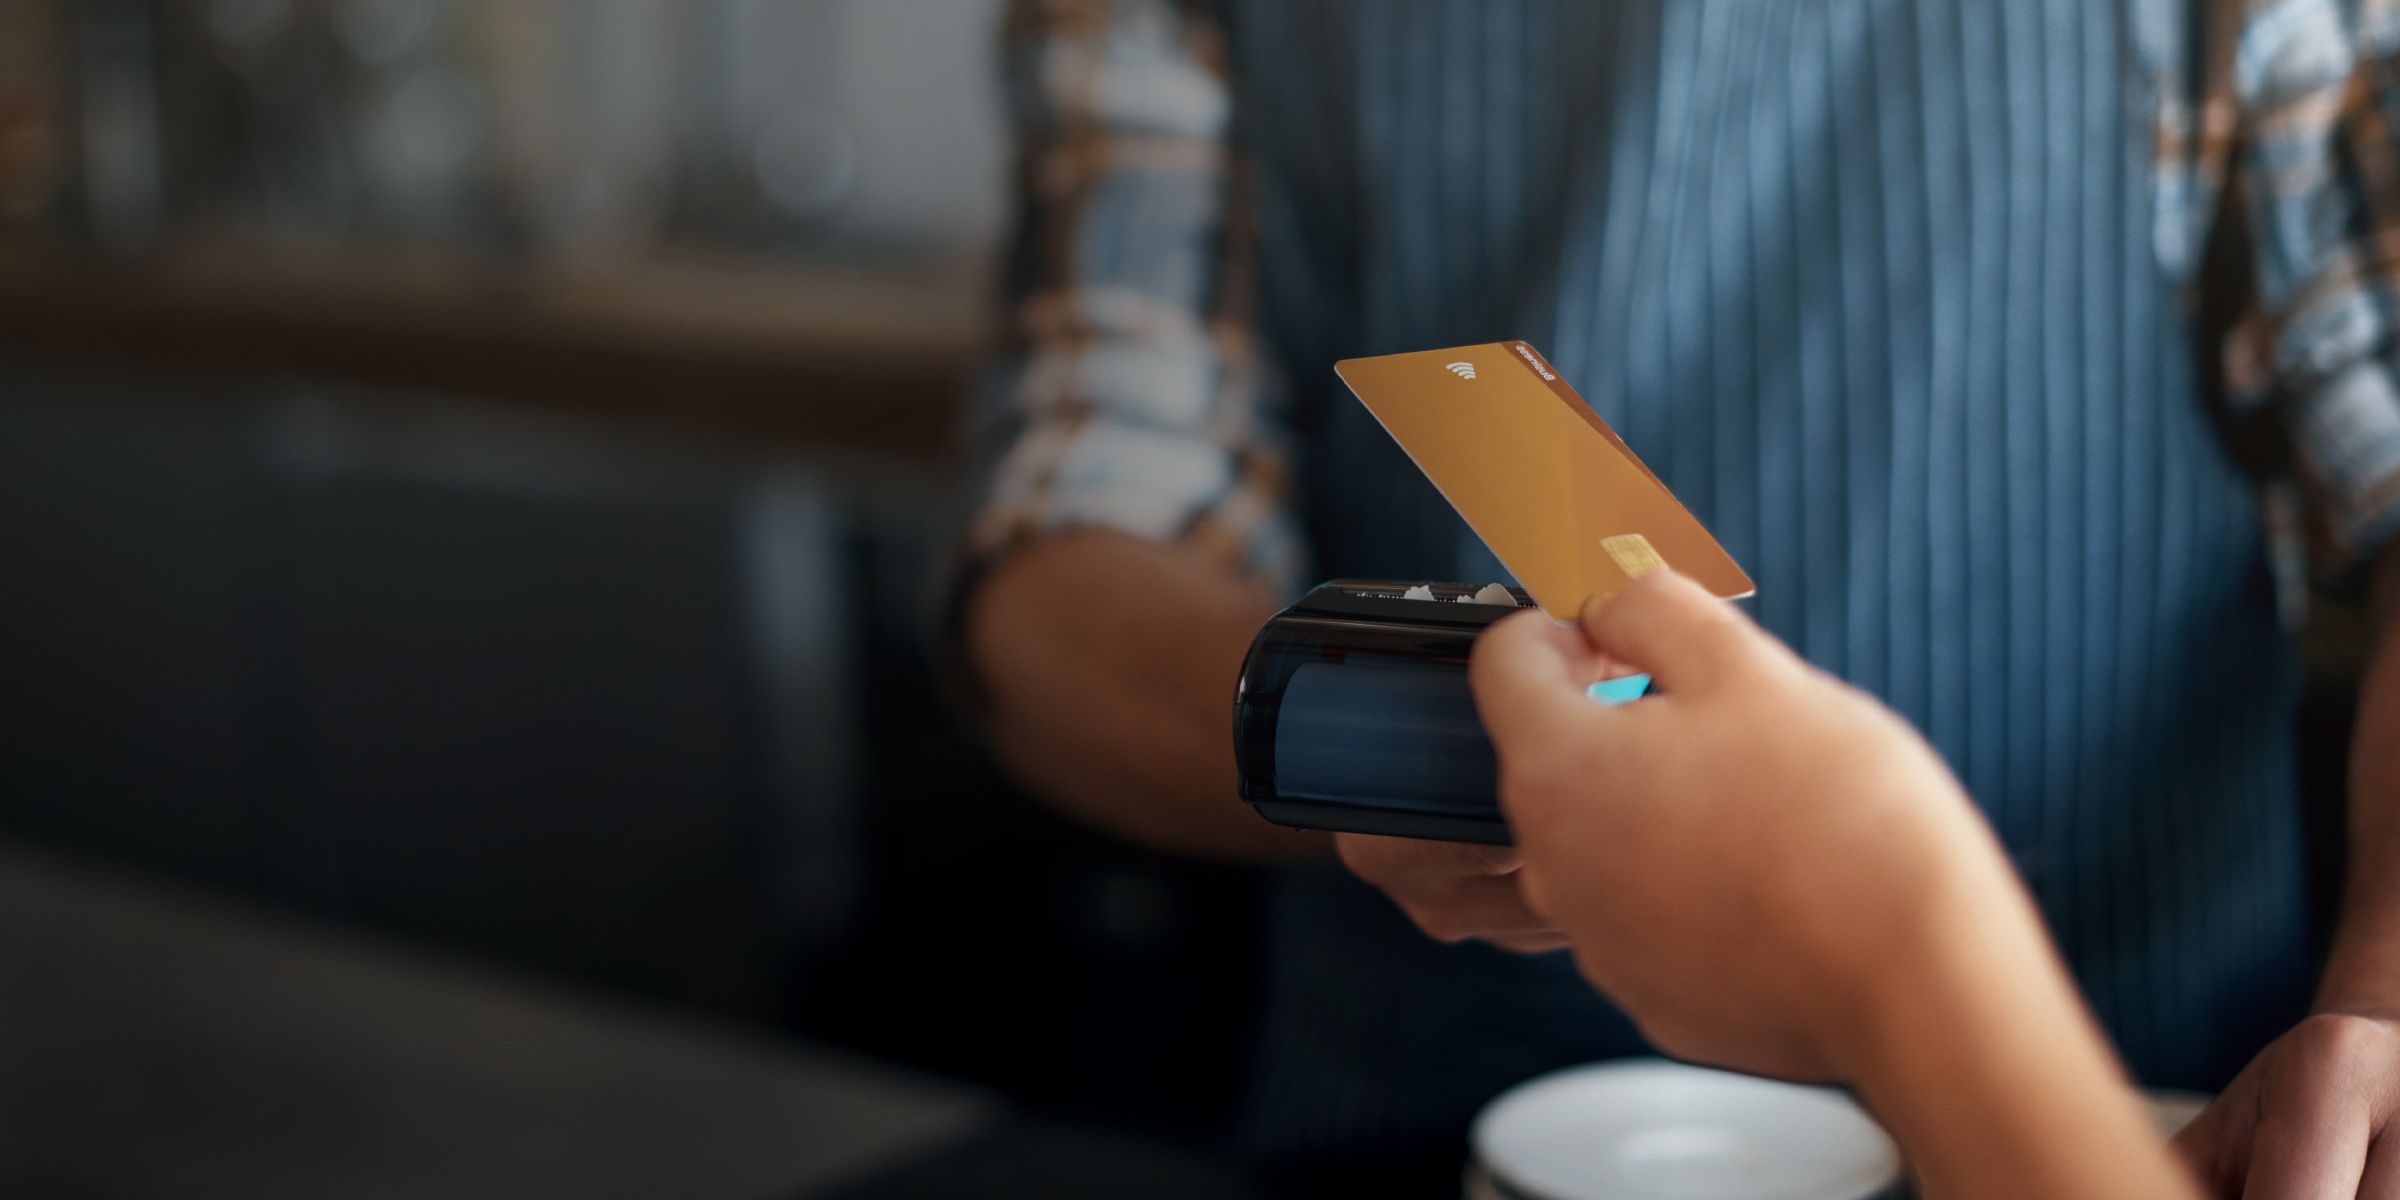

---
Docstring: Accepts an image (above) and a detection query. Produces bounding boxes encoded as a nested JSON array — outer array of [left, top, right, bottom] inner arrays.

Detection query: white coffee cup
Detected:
[[1470, 1060, 1904, 1200]]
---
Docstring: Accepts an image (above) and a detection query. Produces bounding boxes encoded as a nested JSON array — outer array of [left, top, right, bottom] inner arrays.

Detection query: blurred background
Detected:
[[0, 1, 1262, 1195], [0, 4, 2377, 1197]]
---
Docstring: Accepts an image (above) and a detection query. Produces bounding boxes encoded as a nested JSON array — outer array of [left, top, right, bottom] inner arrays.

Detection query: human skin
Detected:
[[1470, 571, 2196, 1200], [2169, 547, 2400, 1200], [969, 529, 1566, 937]]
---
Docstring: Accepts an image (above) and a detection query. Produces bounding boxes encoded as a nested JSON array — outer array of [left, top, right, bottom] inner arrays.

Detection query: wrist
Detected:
[[1779, 800, 2018, 1078], [1831, 862, 2185, 1200], [1830, 852, 2048, 1089], [2317, 827, 2400, 1016], [2315, 902, 2400, 1019]]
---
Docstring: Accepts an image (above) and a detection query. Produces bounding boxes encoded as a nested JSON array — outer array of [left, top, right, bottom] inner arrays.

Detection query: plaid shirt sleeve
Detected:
[[2211, 0, 2400, 583], [955, 0, 1302, 604]]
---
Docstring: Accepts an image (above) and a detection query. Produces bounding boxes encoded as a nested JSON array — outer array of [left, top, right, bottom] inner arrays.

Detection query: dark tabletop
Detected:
[[0, 839, 1253, 1199]]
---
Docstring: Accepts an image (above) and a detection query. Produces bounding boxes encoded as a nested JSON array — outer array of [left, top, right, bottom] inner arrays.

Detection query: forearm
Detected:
[[1846, 865, 2193, 1200], [968, 529, 1326, 861], [2320, 548, 2400, 1012]]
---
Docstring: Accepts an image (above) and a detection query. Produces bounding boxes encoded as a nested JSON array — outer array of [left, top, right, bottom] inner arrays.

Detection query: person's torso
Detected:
[[1219, 0, 2316, 1157]]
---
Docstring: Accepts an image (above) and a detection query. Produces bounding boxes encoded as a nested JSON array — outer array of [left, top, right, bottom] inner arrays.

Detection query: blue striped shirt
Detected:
[[965, 0, 2400, 1157]]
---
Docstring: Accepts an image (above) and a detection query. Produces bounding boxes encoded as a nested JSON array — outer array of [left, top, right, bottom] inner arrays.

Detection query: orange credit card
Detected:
[[1335, 340, 1754, 617]]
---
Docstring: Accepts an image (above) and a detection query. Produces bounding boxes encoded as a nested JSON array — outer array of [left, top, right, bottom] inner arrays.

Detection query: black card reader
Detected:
[[1233, 580, 1545, 845]]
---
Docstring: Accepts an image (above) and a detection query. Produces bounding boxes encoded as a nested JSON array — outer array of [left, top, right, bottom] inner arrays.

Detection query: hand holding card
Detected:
[[1233, 341, 1748, 844]]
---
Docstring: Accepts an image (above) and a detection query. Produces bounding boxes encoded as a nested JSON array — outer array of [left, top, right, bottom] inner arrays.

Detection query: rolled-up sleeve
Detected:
[[2221, 0, 2400, 581], [957, 0, 1301, 599]]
